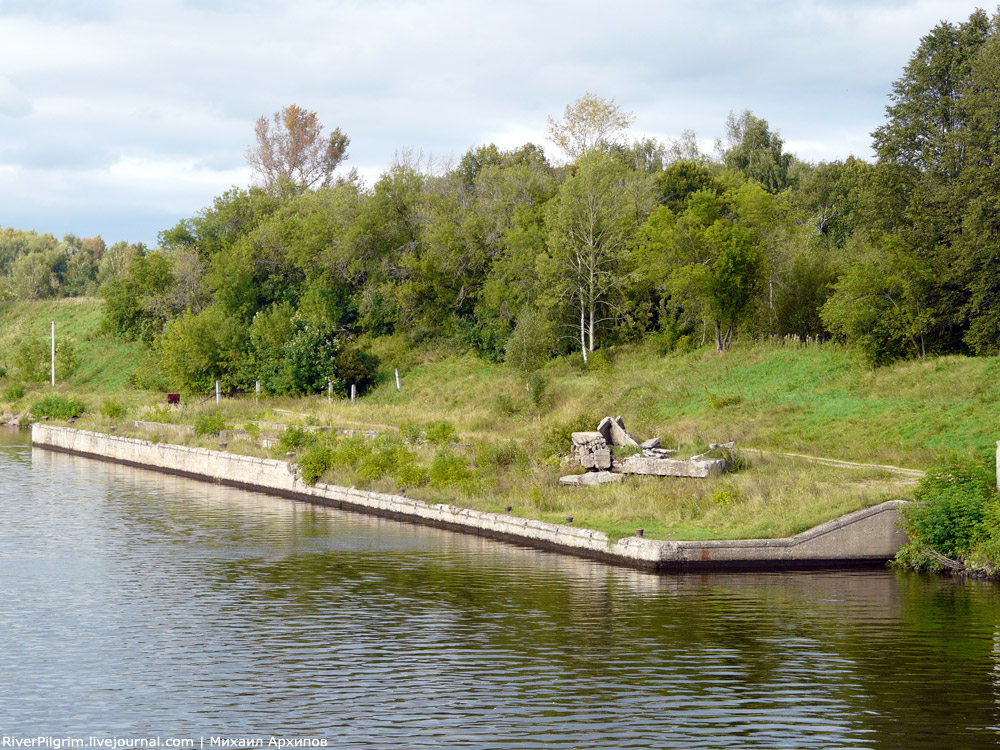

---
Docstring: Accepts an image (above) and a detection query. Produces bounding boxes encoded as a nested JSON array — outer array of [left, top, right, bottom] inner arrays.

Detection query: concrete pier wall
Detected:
[[31, 424, 908, 571]]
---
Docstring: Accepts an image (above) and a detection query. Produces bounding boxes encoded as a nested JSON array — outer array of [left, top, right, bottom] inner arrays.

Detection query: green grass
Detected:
[[9, 301, 1000, 541], [0, 298, 153, 391]]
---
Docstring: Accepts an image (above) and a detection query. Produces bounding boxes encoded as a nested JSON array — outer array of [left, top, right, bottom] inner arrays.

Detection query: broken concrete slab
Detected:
[[613, 454, 727, 478], [642, 447, 676, 459], [559, 471, 623, 487], [597, 415, 640, 447], [640, 437, 661, 449]]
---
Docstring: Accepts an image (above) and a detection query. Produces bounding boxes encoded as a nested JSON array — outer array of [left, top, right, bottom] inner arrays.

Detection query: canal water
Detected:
[[2, 427, 999, 748]]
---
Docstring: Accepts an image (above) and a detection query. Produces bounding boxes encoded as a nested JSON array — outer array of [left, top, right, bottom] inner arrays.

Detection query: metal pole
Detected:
[[216, 380, 220, 404], [350, 384, 356, 402], [50, 321, 55, 386], [328, 381, 332, 403]]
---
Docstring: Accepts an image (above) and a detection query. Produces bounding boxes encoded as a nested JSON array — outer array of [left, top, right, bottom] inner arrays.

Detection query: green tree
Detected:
[[821, 240, 934, 364], [863, 9, 994, 354], [158, 306, 249, 393], [541, 151, 654, 360], [720, 110, 793, 193]]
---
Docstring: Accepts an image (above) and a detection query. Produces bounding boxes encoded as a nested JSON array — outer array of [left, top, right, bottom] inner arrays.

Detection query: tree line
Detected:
[[5, 9, 1000, 392]]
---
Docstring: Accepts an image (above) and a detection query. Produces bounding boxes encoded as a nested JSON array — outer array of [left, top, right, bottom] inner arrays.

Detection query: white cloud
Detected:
[[0, 0, 991, 244]]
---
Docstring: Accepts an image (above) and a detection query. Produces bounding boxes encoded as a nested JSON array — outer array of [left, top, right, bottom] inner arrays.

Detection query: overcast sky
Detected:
[[0, 0, 992, 247]]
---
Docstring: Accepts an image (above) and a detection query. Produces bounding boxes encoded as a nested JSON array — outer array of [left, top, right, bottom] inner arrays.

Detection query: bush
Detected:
[[425, 421, 458, 446], [328, 435, 372, 470], [527, 372, 547, 409], [3, 383, 25, 401], [538, 412, 596, 458], [193, 412, 229, 437], [31, 395, 86, 420], [357, 441, 417, 483], [100, 399, 127, 419], [901, 451, 999, 560], [429, 449, 474, 490], [278, 425, 314, 452], [13, 337, 47, 382], [709, 484, 744, 506], [400, 422, 423, 444], [299, 444, 334, 485]]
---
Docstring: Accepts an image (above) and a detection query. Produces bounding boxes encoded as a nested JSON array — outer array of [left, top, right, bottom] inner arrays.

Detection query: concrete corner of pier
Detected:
[[31, 424, 909, 572]]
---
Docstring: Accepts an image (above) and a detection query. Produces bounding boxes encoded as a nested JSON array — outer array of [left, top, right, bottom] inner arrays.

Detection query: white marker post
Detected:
[[395, 368, 401, 391], [256, 380, 261, 401], [50, 321, 55, 386], [328, 380, 332, 403], [350, 384, 356, 402], [216, 380, 221, 404]]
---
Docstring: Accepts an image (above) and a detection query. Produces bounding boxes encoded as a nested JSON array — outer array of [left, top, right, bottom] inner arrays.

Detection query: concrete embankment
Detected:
[[31, 424, 909, 571]]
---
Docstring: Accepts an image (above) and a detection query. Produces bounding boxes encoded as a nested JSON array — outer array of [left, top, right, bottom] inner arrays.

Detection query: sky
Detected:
[[0, 0, 992, 247]]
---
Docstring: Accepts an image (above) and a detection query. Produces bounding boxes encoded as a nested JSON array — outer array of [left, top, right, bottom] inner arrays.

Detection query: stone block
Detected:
[[640, 437, 661, 449], [614, 455, 727, 478], [559, 471, 623, 487], [579, 446, 612, 470], [597, 416, 640, 447]]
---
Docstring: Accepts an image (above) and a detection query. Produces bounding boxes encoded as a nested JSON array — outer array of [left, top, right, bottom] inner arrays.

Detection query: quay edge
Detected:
[[31, 424, 909, 572]]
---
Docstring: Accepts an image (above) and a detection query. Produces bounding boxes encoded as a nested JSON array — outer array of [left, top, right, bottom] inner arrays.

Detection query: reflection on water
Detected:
[[2, 427, 999, 747]]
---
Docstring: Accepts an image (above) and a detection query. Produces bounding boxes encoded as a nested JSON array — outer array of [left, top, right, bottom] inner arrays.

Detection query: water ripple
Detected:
[[1, 428, 999, 748]]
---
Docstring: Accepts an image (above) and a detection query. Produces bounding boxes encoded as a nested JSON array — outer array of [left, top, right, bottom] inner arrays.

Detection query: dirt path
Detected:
[[751, 449, 925, 480]]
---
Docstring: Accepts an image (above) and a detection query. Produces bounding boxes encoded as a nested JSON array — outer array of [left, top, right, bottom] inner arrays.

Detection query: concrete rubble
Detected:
[[561, 416, 731, 485], [558, 471, 623, 487]]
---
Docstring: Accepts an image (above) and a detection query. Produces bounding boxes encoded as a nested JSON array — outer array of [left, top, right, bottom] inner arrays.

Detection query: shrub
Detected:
[[538, 412, 596, 458], [901, 451, 999, 560], [328, 435, 372, 470], [299, 444, 334, 485], [425, 421, 458, 446], [193, 411, 229, 436], [100, 399, 126, 419], [357, 441, 417, 483], [278, 425, 314, 451], [13, 337, 47, 382], [429, 449, 474, 490], [527, 372, 547, 409], [0, 365, 6, 379], [3, 383, 25, 401], [394, 461, 429, 489], [31, 395, 86, 420], [400, 422, 423, 444], [709, 484, 744, 506]]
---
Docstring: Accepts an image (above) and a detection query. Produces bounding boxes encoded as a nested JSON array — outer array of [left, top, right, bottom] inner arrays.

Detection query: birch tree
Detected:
[[542, 151, 653, 362], [546, 92, 635, 162]]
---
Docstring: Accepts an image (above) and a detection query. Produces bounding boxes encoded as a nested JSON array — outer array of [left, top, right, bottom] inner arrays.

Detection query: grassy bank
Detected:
[[6, 301, 998, 542]]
